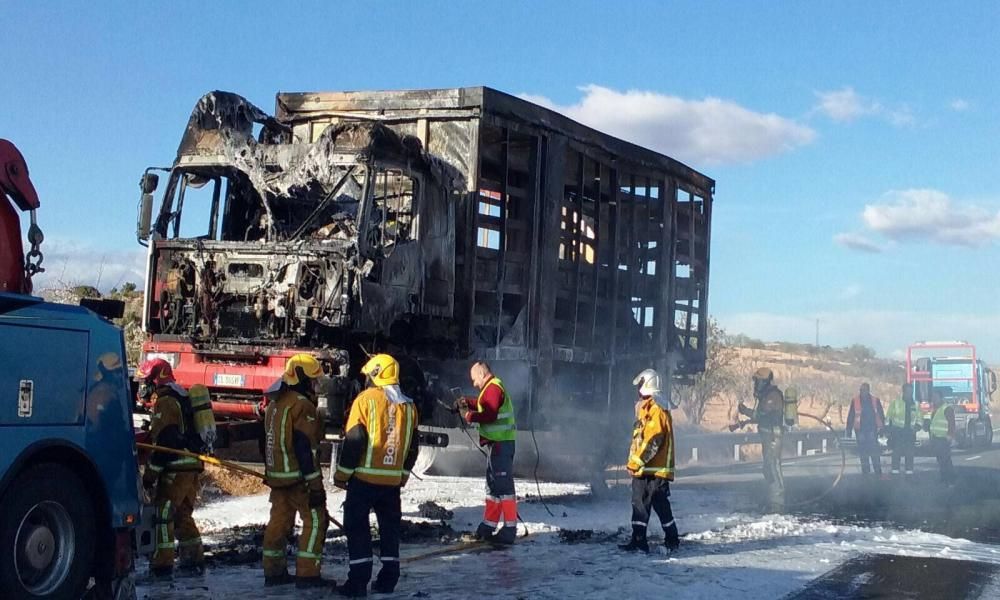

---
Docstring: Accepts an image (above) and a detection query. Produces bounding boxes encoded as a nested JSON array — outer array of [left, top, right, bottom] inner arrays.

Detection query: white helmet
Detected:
[[632, 368, 662, 397]]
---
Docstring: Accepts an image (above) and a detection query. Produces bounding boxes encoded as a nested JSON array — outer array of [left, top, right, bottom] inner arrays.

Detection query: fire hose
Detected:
[[136, 442, 344, 529]]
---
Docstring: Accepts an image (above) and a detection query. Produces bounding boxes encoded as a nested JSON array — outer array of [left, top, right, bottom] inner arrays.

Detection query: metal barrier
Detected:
[[676, 428, 840, 465]]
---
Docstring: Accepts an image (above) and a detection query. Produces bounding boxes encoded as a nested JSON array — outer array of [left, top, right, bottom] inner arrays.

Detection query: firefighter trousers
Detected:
[[759, 427, 784, 510], [629, 476, 678, 547], [343, 479, 402, 590], [262, 484, 328, 578], [479, 441, 516, 543], [151, 471, 204, 570]]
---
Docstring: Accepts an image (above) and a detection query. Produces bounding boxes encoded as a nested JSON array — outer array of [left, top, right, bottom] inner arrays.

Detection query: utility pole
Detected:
[[815, 318, 819, 347]]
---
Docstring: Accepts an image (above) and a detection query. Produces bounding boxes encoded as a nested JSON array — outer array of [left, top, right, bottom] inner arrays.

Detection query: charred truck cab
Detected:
[[136, 88, 713, 473]]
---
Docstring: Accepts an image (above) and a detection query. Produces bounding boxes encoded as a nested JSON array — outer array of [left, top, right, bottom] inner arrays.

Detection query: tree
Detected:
[[674, 318, 738, 426]]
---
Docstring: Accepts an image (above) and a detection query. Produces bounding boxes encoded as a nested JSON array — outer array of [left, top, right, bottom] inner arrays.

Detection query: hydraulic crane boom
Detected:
[[0, 138, 44, 293]]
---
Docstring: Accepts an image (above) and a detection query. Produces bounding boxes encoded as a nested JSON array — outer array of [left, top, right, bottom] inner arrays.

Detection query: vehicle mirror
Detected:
[[141, 172, 160, 194], [137, 192, 153, 241], [990, 370, 997, 394]]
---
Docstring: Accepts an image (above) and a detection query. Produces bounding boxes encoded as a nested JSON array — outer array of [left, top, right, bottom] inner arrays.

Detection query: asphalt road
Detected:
[[675, 441, 1000, 543]]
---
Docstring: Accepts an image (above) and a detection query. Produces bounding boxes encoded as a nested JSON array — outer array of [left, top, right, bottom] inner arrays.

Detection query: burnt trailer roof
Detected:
[[275, 86, 715, 195]]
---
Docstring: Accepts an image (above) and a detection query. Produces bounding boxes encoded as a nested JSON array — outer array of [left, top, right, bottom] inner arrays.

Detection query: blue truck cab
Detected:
[[0, 292, 149, 599]]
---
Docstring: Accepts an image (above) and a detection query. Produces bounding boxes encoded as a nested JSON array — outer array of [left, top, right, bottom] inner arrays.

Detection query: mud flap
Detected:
[[135, 503, 156, 557]]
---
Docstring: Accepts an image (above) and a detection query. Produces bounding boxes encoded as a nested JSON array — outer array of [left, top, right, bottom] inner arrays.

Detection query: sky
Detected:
[[2, 1, 998, 359]]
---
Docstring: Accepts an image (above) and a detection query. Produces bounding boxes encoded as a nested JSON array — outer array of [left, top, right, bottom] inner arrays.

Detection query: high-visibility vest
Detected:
[[477, 377, 516, 442], [886, 397, 912, 428], [852, 395, 884, 431], [930, 405, 951, 439]]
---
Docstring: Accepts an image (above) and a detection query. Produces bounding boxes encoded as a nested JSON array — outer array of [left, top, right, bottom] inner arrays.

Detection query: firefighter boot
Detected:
[[618, 531, 649, 553], [663, 520, 680, 552], [337, 580, 368, 597], [371, 562, 400, 594]]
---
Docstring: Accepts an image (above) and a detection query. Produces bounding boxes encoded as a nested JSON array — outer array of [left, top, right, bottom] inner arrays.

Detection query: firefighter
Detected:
[[886, 382, 918, 477], [334, 353, 419, 597], [457, 361, 518, 545], [929, 389, 956, 484], [138, 358, 206, 578], [619, 369, 679, 553], [738, 367, 785, 512], [261, 354, 333, 589], [845, 383, 886, 478]]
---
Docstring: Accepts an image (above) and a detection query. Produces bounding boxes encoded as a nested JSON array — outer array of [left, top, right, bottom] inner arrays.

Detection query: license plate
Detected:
[[213, 373, 245, 388]]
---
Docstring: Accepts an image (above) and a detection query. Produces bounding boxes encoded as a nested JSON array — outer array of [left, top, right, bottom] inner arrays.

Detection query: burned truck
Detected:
[[135, 88, 713, 467]]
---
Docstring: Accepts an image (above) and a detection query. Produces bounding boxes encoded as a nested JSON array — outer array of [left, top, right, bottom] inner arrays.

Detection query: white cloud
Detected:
[[519, 85, 815, 166], [719, 309, 1000, 361], [861, 189, 1000, 247], [949, 99, 970, 112], [30, 238, 146, 293], [813, 87, 914, 127], [833, 232, 883, 253], [814, 87, 877, 122]]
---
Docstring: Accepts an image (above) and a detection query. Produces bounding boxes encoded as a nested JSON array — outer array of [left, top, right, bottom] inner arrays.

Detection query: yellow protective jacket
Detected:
[[263, 389, 322, 488], [335, 386, 419, 487], [627, 397, 674, 480], [147, 385, 202, 474]]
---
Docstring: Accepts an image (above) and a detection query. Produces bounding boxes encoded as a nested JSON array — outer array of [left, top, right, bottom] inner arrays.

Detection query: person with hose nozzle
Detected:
[[261, 354, 334, 589], [334, 353, 419, 597], [457, 361, 518, 545], [845, 382, 886, 479], [619, 369, 679, 554], [737, 367, 786, 512], [138, 358, 206, 578]]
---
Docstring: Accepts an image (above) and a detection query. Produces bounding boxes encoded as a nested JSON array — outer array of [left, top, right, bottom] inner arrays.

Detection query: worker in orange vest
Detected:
[[845, 382, 886, 478]]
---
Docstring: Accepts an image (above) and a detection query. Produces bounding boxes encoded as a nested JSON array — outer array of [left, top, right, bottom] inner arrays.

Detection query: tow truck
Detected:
[[907, 341, 997, 449], [0, 139, 150, 599]]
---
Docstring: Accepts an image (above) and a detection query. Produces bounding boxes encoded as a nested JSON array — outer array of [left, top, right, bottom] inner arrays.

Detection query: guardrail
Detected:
[[676, 428, 840, 465]]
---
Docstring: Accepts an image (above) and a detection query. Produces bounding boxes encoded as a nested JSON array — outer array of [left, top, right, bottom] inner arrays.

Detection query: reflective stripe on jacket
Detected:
[[336, 387, 417, 487], [852, 395, 884, 431], [264, 390, 321, 487], [148, 389, 202, 473], [930, 405, 952, 439], [627, 397, 674, 480], [477, 377, 516, 443]]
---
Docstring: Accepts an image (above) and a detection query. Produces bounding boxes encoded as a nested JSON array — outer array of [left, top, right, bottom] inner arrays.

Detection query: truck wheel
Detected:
[[0, 463, 96, 600], [983, 417, 994, 448]]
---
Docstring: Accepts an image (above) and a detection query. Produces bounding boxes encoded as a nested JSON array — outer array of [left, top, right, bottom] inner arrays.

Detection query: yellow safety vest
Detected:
[[930, 405, 951, 439], [477, 377, 516, 442]]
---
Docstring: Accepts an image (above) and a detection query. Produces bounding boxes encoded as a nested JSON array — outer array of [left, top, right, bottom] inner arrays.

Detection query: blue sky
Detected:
[[3, 1, 998, 359]]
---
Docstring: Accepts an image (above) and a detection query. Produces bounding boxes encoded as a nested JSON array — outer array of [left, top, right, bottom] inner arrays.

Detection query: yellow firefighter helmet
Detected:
[[753, 367, 774, 382], [361, 354, 400, 387], [282, 354, 323, 386]]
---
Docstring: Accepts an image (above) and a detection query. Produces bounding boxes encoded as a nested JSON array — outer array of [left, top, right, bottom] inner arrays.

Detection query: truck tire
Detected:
[[0, 463, 97, 600], [982, 416, 993, 449]]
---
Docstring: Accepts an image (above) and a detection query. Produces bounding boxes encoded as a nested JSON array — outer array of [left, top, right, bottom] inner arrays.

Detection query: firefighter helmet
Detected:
[[137, 358, 174, 385], [753, 367, 774, 382], [361, 354, 400, 387], [282, 354, 323, 386], [632, 368, 662, 397]]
